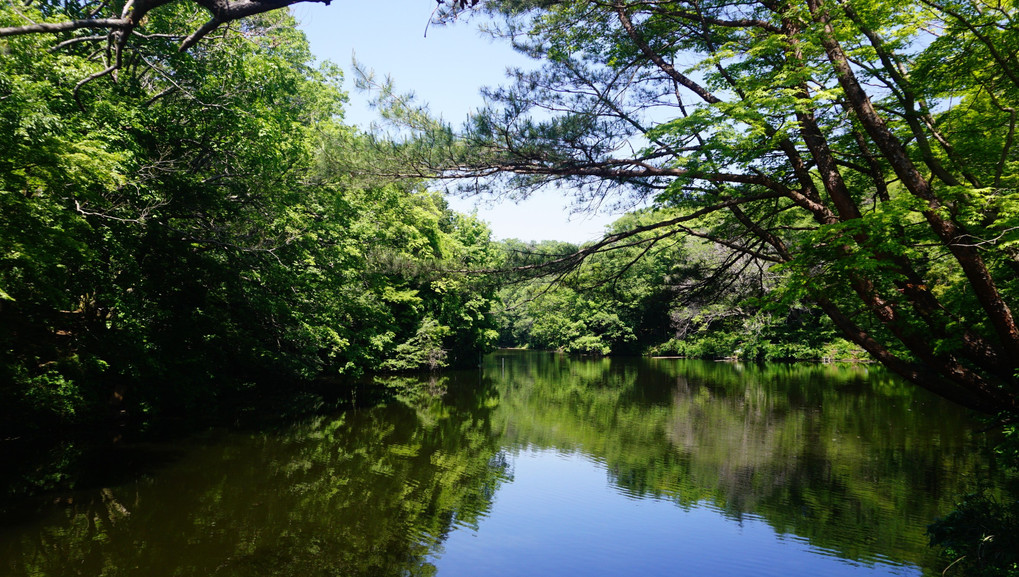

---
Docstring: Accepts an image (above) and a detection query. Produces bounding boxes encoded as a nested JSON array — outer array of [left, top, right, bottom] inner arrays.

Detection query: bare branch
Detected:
[[2, 0, 335, 84], [0, 17, 127, 37], [178, 17, 222, 51], [467, 192, 782, 279], [49, 34, 107, 51], [613, 1, 722, 105], [73, 63, 118, 109]]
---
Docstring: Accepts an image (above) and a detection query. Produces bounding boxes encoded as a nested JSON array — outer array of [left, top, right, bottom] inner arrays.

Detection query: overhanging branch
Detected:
[[0, 0, 335, 89]]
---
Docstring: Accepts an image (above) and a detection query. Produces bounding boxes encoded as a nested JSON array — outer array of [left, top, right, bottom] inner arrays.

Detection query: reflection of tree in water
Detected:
[[0, 372, 509, 577], [486, 352, 1000, 569], [0, 355, 1002, 575]]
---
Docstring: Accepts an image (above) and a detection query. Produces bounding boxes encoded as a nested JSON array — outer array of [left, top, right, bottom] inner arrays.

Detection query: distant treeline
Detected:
[[491, 213, 865, 363]]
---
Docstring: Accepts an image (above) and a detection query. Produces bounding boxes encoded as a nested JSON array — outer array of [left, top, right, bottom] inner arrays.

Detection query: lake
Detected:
[[0, 351, 1003, 576]]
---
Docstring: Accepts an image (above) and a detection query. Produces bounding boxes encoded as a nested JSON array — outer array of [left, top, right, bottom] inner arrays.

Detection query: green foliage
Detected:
[[927, 419, 1019, 577], [928, 493, 1019, 577], [650, 313, 865, 362], [386, 0, 1019, 416], [380, 317, 452, 371], [0, 5, 501, 434], [495, 210, 861, 361]]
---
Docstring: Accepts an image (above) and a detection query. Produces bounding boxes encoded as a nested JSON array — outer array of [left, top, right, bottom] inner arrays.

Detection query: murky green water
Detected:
[[0, 352, 1003, 576]]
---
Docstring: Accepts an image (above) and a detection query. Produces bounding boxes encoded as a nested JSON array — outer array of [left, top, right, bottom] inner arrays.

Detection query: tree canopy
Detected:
[[0, 0, 332, 82], [5, 0, 1019, 420], [368, 0, 1019, 416], [0, 3, 501, 433]]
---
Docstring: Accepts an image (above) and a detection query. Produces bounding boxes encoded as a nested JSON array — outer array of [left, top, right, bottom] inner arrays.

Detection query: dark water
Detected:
[[0, 352, 1004, 576]]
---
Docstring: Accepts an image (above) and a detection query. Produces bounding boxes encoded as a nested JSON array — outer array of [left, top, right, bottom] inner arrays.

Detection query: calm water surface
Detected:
[[0, 352, 1002, 576]]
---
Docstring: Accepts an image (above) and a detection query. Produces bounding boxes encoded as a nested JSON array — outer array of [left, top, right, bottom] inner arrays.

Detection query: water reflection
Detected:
[[1, 396, 509, 577], [0, 353, 1001, 576], [482, 352, 1000, 573], [434, 449, 920, 577]]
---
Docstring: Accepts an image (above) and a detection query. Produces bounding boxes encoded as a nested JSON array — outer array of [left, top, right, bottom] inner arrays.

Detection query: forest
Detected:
[[1, 0, 1019, 422], [0, 0, 880, 435], [2, 0, 1019, 572], [2, 0, 1019, 422], [0, 3, 510, 434]]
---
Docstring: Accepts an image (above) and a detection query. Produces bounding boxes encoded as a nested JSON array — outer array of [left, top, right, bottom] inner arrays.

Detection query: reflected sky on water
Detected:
[[435, 449, 918, 576]]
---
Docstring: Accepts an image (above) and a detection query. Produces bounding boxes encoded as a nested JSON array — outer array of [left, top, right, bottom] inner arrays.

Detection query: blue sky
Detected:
[[293, 1, 625, 243]]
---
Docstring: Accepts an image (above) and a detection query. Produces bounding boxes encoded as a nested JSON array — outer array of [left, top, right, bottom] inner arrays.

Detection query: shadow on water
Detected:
[[0, 368, 509, 577], [0, 436, 186, 527], [0, 376, 402, 508], [0, 352, 1007, 576]]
